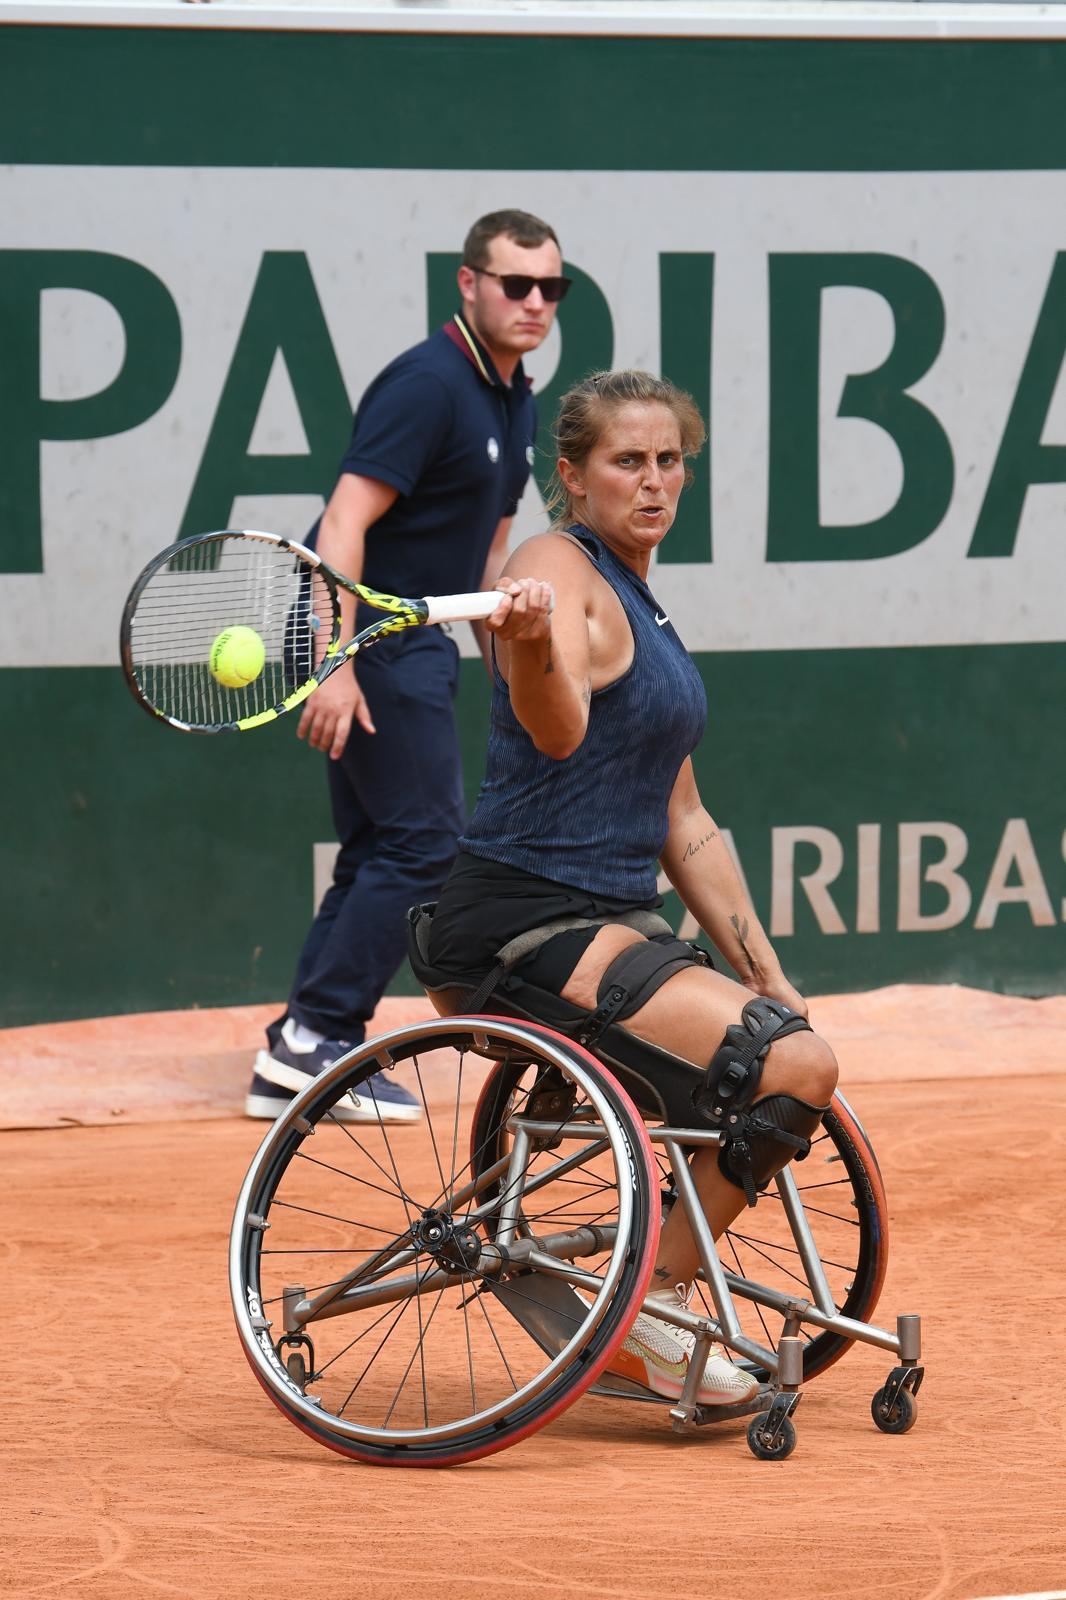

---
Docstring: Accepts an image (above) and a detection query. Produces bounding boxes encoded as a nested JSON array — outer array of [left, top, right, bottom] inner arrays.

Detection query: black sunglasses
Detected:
[[472, 267, 573, 303]]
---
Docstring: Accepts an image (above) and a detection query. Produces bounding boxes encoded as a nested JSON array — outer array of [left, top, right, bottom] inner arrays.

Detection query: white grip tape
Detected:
[[423, 590, 505, 624]]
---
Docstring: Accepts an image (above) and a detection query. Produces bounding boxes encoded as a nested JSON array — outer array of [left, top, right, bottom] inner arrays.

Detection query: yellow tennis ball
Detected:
[[209, 626, 265, 688]]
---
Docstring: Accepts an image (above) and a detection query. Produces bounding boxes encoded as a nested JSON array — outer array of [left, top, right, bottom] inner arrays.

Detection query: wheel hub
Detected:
[[412, 1208, 482, 1272]]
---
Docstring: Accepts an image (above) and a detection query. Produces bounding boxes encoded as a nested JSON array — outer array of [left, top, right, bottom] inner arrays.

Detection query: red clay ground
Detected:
[[3, 986, 1066, 1600]]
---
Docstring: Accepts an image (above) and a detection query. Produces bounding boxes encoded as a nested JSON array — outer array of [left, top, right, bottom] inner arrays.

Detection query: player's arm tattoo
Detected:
[[730, 913, 757, 979], [544, 635, 555, 675], [681, 828, 718, 861]]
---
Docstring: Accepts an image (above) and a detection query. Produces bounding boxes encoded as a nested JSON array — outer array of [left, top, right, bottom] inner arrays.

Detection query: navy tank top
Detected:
[[460, 527, 708, 900]]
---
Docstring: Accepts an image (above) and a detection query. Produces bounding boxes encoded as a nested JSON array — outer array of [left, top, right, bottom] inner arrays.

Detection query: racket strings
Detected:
[[129, 538, 335, 729]]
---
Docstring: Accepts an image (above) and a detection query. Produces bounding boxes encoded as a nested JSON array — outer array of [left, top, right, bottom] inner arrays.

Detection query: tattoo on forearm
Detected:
[[681, 829, 718, 861], [730, 913, 756, 977], [544, 635, 555, 675]]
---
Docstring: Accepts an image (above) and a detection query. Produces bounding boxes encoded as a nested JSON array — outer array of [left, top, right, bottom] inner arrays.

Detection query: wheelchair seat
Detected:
[[406, 902, 709, 1129]]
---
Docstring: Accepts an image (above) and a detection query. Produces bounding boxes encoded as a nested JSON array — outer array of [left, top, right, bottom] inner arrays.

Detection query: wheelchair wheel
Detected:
[[472, 1071, 887, 1390], [230, 1017, 660, 1466], [709, 1090, 890, 1383]]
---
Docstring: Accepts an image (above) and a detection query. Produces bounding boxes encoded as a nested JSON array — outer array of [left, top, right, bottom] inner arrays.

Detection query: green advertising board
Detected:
[[1, 16, 1064, 1025]]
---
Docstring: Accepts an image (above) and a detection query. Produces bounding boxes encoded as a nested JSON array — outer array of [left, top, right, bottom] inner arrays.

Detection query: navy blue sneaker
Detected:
[[244, 1026, 422, 1124]]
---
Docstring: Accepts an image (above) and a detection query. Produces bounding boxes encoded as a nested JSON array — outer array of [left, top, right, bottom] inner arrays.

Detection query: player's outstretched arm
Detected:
[[472, 515, 514, 676], [487, 534, 595, 761]]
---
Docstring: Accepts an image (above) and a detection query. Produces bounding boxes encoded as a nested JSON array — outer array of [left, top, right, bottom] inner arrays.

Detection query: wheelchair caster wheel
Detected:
[[871, 1384, 917, 1434], [277, 1333, 315, 1394], [747, 1410, 797, 1460]]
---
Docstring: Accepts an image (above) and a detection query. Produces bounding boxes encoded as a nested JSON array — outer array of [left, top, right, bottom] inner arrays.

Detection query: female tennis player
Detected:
[[428, 370, 839, 1406]]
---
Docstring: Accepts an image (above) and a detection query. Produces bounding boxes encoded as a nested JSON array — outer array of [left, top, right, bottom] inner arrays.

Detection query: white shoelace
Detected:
[[642, 1281, 708, 1360]]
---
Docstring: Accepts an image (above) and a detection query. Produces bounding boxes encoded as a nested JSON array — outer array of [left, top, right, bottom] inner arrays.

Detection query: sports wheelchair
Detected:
[[230, 906, 923, 1465]]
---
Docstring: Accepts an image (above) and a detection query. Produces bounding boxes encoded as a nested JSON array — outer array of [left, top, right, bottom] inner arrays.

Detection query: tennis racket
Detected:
[[120, 529, 504, 734]]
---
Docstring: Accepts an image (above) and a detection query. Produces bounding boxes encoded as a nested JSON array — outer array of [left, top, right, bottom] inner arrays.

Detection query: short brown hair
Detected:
[[462, 210, 560, 270], [547, 370, 707, 525]]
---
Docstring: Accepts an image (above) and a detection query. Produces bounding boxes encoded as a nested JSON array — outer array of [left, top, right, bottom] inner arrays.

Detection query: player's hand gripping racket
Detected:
[[120, 529, 503, 734]]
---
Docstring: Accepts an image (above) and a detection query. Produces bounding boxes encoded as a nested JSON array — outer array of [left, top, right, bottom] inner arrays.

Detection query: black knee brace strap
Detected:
[[718, 1094, 828, 1207], [692, 997, 809, 1124], [575, 935, 711, 1049], [691, 997, 816, 1206]]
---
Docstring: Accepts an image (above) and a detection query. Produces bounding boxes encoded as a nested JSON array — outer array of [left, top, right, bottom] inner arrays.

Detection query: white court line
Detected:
[[971, 1591, 1066, 1599]]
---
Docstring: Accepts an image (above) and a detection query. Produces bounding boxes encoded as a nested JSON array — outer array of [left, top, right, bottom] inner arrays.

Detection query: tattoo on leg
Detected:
[[653, 1266, 671, 1282]]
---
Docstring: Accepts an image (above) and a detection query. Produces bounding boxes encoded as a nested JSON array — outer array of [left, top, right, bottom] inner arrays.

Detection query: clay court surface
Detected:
[[3, 985, 1066, 1600]]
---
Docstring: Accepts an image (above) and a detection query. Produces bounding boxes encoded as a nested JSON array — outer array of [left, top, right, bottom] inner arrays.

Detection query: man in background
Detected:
[[246, 208, 568, 1120]]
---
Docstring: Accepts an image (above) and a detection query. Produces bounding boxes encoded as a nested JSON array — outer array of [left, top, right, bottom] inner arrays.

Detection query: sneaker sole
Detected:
[[614, 1336, 760, 1407], [244, 1089, 387, 1124], [635, 1362, 759, 1407], [252, 1051, 423, 1124]]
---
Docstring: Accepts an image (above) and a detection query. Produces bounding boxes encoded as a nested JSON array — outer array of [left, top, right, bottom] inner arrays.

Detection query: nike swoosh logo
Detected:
[[655, 613, 669, 627]]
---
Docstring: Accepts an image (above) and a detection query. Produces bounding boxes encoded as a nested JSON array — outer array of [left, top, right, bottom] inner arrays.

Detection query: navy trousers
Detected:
[[285, 627, 466, 1042]]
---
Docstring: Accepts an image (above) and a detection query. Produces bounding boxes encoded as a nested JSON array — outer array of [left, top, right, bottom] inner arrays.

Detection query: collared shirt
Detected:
[[315, 314, 537, 601]]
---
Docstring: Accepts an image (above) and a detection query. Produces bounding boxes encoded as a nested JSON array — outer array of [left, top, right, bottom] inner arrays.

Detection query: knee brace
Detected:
[[717, 1093, 829, 1206], [691, 997, 822, 1206], [575, 935, 711, 1049]]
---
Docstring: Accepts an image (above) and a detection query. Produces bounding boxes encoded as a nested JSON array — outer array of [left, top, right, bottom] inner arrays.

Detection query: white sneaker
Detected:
[[608, 1283, 759, 1406]]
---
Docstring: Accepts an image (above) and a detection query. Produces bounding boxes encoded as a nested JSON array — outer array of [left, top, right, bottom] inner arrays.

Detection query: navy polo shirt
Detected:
[[313, 314, 537, 601]]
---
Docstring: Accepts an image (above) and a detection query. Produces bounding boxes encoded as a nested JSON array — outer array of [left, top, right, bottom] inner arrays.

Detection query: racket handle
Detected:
[[423, 589, 506, 625]]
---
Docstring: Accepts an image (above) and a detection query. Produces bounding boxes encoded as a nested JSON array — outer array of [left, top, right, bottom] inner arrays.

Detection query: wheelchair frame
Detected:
[[230, 1014, 924, 1465]]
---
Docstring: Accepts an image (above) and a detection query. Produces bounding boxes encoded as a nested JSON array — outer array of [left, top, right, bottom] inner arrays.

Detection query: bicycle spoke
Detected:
[[291, 1151, 415, 1212], [728, 1236, 817, 1292], [271, 1194, 397, 1232], [473, 1291, 520, 1393], [382, 1276, 447, 1429], [720, 1232, 776, 1349], [409, 1051, 449, 1199], [337, 1287, 421, 1416], [315, 1295, 423, 1379], [357, 1110, 416, 1232], [447, 1050, 465, 1204], [326, 1120, 422, 1215], [460, 1285, 478, 1413]]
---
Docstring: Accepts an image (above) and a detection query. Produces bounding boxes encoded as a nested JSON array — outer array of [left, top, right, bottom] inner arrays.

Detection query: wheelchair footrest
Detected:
[[588, 1373, 678, 1404], [672, 1383, 772, 1432]]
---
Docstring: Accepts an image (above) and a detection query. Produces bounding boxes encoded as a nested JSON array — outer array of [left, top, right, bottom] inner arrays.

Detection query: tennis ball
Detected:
[[209, 626, 265, 688]]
